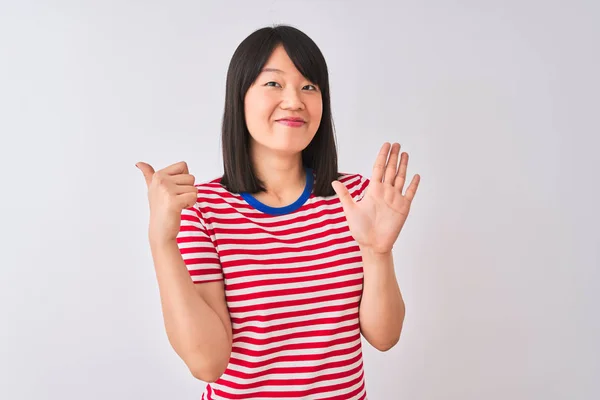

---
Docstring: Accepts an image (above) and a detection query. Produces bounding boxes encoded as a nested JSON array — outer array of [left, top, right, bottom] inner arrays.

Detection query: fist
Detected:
[[136, 161, 198, 244]]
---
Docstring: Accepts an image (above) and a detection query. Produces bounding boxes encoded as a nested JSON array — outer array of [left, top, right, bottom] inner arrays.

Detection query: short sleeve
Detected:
[[350, 174, 370, 202], [176, 206, 223, 283]]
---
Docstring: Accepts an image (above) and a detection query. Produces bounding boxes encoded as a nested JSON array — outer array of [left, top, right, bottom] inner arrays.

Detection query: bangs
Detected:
[[278, 32, 328, 89], [235, 26, 329, 97]]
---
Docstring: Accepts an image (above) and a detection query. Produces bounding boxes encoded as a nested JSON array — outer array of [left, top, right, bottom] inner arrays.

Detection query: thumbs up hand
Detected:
[[136, 161, 199, 245]]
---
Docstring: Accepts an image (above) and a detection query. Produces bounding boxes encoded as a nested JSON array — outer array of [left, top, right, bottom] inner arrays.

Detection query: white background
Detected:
[[1, 0, 598, 399]]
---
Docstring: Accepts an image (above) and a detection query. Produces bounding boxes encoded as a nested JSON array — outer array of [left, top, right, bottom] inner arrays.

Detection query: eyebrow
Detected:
[[261, 67, 284, 74]]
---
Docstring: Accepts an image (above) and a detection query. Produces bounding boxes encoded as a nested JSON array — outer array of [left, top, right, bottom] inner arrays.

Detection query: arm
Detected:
[[358, 247, 405, 351], [331, 143, 420, 352], [150, 238, 232, 382]]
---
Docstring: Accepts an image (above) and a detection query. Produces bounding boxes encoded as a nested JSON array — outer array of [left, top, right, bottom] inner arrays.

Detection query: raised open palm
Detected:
[[332, 142, 420, 254]]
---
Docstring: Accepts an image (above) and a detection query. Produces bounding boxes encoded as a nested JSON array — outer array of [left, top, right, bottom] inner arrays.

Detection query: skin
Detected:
[[133, 45, 422, 385], [333, 143, 420, 351], [245, 45, 422, 351], [244, 44, 322, 206]]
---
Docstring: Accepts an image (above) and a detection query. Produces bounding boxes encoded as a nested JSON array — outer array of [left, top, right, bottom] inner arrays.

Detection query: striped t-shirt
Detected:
[[176, 167, 371, 400]]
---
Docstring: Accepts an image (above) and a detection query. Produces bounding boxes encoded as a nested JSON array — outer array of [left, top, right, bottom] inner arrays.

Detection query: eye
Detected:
[[265, 81, 282, 88], [303, 84, 318, 91]]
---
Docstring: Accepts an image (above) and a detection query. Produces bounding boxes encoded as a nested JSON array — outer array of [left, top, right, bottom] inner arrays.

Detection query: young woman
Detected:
[[137, 25, 420, 400]]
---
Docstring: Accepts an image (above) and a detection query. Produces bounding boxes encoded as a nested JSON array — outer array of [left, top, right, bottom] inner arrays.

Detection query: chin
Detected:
[[252, 132, 315, 155], [272, 145, 308, 155], [262, 140, 307, 155]]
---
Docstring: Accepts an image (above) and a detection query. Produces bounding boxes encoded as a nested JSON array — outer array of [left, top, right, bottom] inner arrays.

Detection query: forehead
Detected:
[[261, 45, 301, 75]]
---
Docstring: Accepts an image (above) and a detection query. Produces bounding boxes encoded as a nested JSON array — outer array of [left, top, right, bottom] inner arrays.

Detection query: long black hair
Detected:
[[220, 24, 340, 197]]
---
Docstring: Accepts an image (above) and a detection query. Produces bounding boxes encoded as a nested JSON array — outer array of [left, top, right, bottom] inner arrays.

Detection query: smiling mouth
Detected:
[[276, 119, 306, 127]]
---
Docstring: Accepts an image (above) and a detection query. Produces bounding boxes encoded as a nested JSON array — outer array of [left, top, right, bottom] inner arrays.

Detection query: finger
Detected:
[[384, 143, 401, 185], [394, 152, 408, 191], [172, 174, 195, 186], [162, 161, 189, 175], [173, 184, 198, 196], [404, 174, 421, 202], [177, 191, 199, 209], [136, 162, 155, 188], [331, 180, 355, 214], [372, 142, 391, 183]]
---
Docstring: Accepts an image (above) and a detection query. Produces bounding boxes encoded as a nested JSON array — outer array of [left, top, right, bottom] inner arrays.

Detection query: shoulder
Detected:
[[191, 175, 240, 206], [336, 171, 370, 201], [194, 176, 226, 196], [183, 176, 233, 224]]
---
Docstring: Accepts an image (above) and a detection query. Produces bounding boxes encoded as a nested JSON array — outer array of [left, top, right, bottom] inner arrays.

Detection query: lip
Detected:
[[276, 117, 305, 122], [276, 117, 306, 127]]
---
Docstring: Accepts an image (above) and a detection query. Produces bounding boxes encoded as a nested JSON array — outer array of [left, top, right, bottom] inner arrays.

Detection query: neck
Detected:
[[254, 159, 305, 196], [250, 146, 306, 203]]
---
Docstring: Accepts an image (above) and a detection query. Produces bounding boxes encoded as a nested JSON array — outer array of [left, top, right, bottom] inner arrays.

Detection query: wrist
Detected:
[[359, 245, 392, 258], [359, 246, 393, 267], [149, 231, 178, 249]]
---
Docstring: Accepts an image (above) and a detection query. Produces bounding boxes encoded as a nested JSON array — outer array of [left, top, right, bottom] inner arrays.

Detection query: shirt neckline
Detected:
[[240, 167, 314, 215]]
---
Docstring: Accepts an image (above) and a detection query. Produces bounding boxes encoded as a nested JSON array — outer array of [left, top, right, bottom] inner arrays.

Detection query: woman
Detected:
[[137, 25, 420, 400]]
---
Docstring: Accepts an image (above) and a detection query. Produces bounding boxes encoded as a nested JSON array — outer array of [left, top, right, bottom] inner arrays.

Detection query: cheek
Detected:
[[308, 100, 323, 126], [245, 93, 276, 127], [244, 101, 264, 131]]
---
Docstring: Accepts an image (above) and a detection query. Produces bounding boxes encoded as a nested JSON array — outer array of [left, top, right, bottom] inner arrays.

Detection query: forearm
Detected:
[[358, 248, 405, 351], [149, 239, 231, 375]]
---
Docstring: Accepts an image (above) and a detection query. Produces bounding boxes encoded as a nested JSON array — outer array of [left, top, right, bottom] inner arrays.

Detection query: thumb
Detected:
[[136, 162, 155, 187], [331, 180, 355, 214]]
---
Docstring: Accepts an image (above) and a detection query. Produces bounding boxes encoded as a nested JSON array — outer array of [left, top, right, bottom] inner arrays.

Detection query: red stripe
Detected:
[[233, 324, 358, 347], [214, 368, 365, 399], [214, 226, 351, 247], [218, 235, 355, 258], [226, 267, 362, 291], [235, 313, 358, 335], [227, 342, 362, 369], [218, 361, 363, 391], [226, 278, 363, 303], [224, 351, 363, 380], [232, 332, 361, 357], [228, 290, 362, 314], [222, 246, 360, 268], [224, 256, 362, 280], [231, 302, 358, 324]]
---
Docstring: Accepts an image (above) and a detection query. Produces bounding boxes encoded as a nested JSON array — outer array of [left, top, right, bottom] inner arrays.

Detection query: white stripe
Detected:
[[232, 327, 359, 352], [229, 295, 360, 319], [233, 319, 360, 345], [212, 366, 364, 396], [226, 272, 363, 297], [223, 355, 364, 385], [226, 263, 362, 286], [227, 284, 363, 308]]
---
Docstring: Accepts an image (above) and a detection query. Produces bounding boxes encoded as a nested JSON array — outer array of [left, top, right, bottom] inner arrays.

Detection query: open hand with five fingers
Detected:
[[331, 142, 420, 255], [136, 161, 198, 245]]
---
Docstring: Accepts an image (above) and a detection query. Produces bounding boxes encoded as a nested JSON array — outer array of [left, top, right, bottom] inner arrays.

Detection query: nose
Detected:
[[280, 88, 305, 110]]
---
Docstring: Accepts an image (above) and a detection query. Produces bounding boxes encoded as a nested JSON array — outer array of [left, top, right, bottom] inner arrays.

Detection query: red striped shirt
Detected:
[[176, 169, 370, 399]]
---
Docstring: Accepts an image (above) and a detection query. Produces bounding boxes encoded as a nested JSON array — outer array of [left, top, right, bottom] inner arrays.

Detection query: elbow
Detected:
[[190, 369, 220, 383], [177, 340, 232, 383], [372, 335, 400, 352], [185, 351, 230, 383], [367, 323, 403, 352], [189, 362, 226, 383], [361, 328, 402, 351]]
